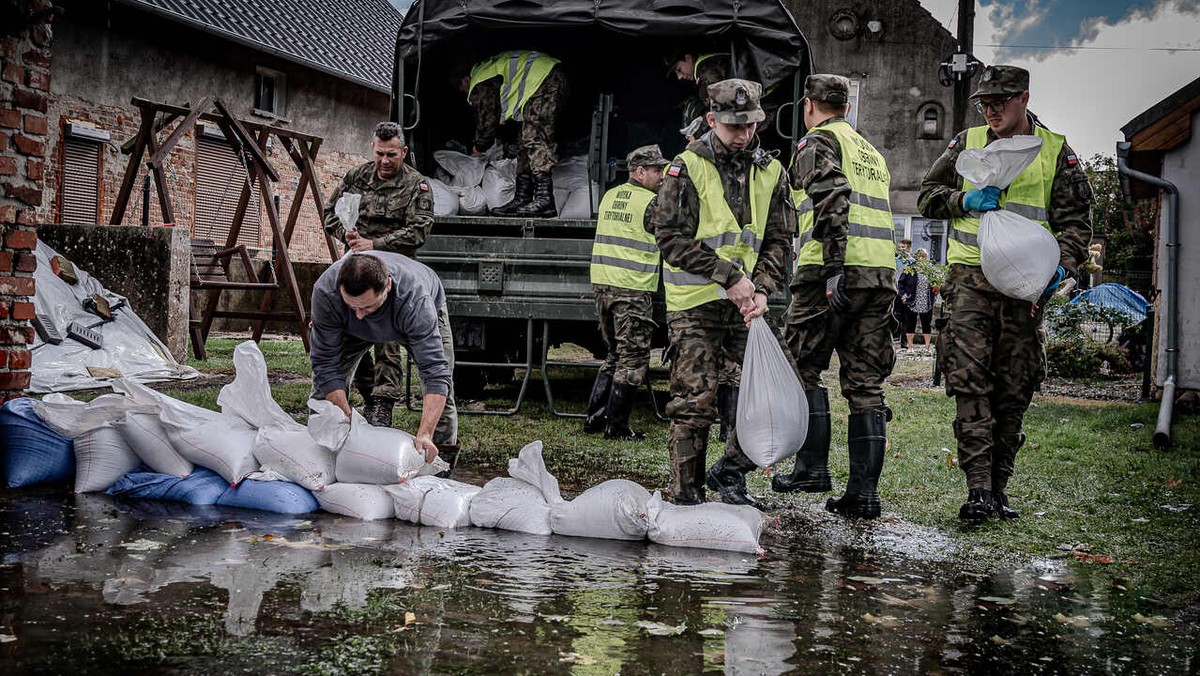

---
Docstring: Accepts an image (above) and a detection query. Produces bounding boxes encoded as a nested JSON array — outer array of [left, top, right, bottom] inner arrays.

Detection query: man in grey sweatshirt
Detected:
[[310, 252, 459, 469]]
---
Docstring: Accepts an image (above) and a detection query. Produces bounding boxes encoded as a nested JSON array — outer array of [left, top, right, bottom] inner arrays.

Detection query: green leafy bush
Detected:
[[1043, 295, 1136, 377]]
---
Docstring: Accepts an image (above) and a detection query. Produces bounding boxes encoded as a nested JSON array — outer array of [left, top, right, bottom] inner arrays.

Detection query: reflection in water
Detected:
[[0, 490, 1196, 673]]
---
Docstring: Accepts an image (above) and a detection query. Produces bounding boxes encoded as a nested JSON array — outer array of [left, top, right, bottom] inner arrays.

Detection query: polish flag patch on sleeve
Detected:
[[666, 163, 682, 177], [1067, 154, 1079, 165], [947, 138, 958, 149], [418, 181, 430, 191], [796, 138, 808, 152]]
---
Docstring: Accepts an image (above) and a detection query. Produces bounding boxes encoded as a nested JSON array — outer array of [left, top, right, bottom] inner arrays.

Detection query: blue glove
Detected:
[[1039, 265, 1068, 304], [963, 186, 1001, 212]]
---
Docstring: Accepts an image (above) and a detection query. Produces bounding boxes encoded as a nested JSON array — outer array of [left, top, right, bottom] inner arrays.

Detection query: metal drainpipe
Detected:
[[1117, 141, 1179, 448]]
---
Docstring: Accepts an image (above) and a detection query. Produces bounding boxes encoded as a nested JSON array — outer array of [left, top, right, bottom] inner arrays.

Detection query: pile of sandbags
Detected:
[[427, 149, 599, 220]]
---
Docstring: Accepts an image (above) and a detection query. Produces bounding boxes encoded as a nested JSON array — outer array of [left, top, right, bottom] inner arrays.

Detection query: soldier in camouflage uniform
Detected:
[[585, 145, 671, 441], [669, 51, 732, 124], [918, 65, 1093, 520], [457, 51, 569, 218], [773, 75, 897, 520], [648, 79, 795, 506], [322, 122, 461, 473]]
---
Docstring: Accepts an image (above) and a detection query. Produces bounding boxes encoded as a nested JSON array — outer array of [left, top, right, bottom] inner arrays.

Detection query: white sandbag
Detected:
[[551, 155, 589, 193], [506, 441, 562, 503], [955, 135, 1059, 302], [549, 479, 651, 541], [736, 317, 806, 467], [115, 411, 193, 477], [453, 185, 489, 215], [307, 399, 447, 483], [433, 150, 486, 188], [31, 392, 151, 437], [386, 476, 481, 529], [481, 159, 516, 210], [316, 483, 396, 521], [426, 177, 460, 216], [74, 426, 142, 493], [468, 477, 553, 535], [646, 491, 764, 554], [252, 425, 336, 491], [333, 193, 362, 232], [217, 341, 296, 430], [558, 184, 599, 219]]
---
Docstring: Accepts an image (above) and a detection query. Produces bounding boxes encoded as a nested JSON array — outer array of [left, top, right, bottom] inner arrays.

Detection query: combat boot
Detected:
[[991, 433, 1025, 519], [716, 384, 738, 442], [669, 426, 708, 505], [772, 388, 833, 493], [435, 442, 461, 479], [492, 172, 534, 216], [604, 382, 645, 441], [825, 409, 886, 519], [583, 371, 613, 434], [705, 457, 757, 508], [517, 172, 557, 218], [363, 396, 395, 428], [958, 487, 994, 521]]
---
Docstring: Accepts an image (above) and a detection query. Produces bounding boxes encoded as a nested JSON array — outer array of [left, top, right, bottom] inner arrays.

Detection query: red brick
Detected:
[[1, 64, 22, 85], [0, 205, 16, 223], [12, 134, 43, 156], [26, 157, 42, 181], [0, 371, 32, 391], [7, 348, 31, 369], [0, 156, 15, 175], [3, 183, 41, 206], [13, 89, 47, 113], [0, 325, 35, 344], [0, 130, 9, 149], [15, 210, 37, 226], [0, 109, 18, 129], [23, 114, 46, 135], [22, 50, 50, 69], [0, 302, 7, 320], [11, 302, 33, 320], [0, 349, 7, 367], [0, 251, 11, 271], [25, 69, 49, 92], [14, 253, 35, 272], [4, 229, 36, 251], [0, 276, 34, 296]]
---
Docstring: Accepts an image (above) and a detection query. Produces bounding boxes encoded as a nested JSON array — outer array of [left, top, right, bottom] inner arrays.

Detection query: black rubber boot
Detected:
[[604, 382, 645, 441], [583, 371, 613, 434], [492, 172, 534, 216], [363, 396, 395, 428], [670, 427, 707, 505], [825, 409, 886, 519], [717, 384, 738, 442], [992, 433, 1025, 519], [958, 487, 994, 521], [434, 442, 460, 479], [772, 388, 833, 493], [516, 172, 556, 218], [705, 457, 757, 508]]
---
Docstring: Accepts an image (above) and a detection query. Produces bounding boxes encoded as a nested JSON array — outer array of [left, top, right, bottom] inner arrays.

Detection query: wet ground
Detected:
[[2, 483, 1195, 675]]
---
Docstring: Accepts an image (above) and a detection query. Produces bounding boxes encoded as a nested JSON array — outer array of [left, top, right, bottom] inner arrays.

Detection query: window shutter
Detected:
[[195, 135, 262, 246], [60, 137, 101, 225]]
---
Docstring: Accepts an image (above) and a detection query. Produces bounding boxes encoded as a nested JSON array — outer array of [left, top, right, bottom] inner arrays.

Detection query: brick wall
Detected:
[[1, 0, 54, 401]]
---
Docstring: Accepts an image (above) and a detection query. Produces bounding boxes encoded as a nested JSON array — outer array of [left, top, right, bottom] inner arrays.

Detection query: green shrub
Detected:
[[1046, 336, 1133, 377]]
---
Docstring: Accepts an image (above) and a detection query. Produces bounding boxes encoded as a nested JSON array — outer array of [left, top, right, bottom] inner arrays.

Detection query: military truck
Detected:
[[391, 0, 811, 400]]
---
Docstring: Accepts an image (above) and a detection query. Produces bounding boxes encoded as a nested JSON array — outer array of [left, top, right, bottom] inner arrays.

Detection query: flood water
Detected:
[[1, 485, 1195, 675]]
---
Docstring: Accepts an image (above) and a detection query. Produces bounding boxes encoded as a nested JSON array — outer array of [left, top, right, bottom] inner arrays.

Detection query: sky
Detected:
[[918, 0, 1200, 159]]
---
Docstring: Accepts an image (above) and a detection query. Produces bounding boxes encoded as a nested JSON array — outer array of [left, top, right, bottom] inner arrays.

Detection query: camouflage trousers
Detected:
[[519, 67, 569, 175], [314, 304, 458, 446], [353, 342, 410, 402], [593, 284, 655, 387], [784, 282, 896, 412], [938, 265, 1046, 489]]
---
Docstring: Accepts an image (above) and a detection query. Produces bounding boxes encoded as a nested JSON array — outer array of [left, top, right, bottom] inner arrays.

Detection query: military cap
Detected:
[[626, 144, 670, 168], [804, 74, 850, 104], [707, 78, 765, 124], [970, 65, 1030, 99]]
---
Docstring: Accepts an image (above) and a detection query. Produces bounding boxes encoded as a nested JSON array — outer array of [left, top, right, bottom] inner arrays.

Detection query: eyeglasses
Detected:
[[974, 94, 1018, 114]]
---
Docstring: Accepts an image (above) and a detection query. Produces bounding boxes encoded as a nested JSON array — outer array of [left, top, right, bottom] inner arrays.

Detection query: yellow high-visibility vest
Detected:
[[663, 150, 782, 311], [590, 182, 660, 291], [468, 51, 559, 123], [948, 124, 1065, 266], [792, 121, 896, 269]]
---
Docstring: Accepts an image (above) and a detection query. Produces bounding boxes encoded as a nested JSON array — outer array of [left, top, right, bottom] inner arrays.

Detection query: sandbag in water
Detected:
[[107, 467, 230, 505], [1, 397, 74, 488], [74, 426, 141, 493], [469, 476, 553, 535], [646, 491, 764, 554], [218, 478, 318, 515]]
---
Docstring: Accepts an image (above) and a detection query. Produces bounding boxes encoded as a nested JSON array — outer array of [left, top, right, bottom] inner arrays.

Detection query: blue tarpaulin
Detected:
[[1070, 283, 1150, 324]]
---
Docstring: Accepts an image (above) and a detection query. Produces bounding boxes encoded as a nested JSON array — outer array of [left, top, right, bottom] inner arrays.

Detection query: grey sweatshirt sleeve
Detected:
[[402, 296, 452, 396], [309, 284, 348, 396]]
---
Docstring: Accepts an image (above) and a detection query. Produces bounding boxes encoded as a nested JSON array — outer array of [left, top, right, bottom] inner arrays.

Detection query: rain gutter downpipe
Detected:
[[1116, 141, 1179, 448]]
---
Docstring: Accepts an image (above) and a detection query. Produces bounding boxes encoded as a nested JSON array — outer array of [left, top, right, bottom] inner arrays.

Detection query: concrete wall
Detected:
[[37, 223, 191, 360], [1156, 108, 1199, 389], [785, 0, 960, 216]]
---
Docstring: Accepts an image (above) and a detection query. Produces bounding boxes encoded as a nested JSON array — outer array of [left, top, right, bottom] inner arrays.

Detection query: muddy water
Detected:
[[0, 489, 1194, 675]]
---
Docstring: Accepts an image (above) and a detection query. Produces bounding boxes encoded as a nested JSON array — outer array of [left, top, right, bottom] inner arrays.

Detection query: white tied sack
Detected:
[[317, 483, 396, 521], [434, 150, 486, 188], [386, 476, 481, 529], [73, 426, 142, 493], [468, 477, 553, 535], [955, 135, 1060, 302], [115, 411, 193, 477], [645, 491, 764, 554], [333, 193, 362, 233], [217, 341, 297, 430], [481, 158, 516, 211], [736, 317, 806, 467], [425, 177, 460, 216], [307, 399, 447, 483], [31, 392, 153, 437]]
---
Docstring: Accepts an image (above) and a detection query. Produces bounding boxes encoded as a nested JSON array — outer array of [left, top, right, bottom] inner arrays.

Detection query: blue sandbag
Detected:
[[218, 478, 318, 515], [106, 467, 229, 505], [1, 397, 74, 488]]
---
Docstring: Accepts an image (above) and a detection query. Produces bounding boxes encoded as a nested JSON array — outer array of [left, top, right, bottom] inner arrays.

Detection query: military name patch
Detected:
[[418, 181, 430, 191], [666, 163, 681, 177], [1066, 154, 1078, 166]]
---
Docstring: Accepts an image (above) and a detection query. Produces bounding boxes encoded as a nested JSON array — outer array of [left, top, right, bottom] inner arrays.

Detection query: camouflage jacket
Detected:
[[695, 54, 731, 110], [323, 162, 434, 259], [789, 118, 894, 289], [917, 115, 1094, 275], [647, 132, 795, 298]]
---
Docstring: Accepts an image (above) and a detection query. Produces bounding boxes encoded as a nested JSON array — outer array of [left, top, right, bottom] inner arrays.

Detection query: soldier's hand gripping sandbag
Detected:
[[956, 136, 1059, 303], [736, 317, 807, 467]]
